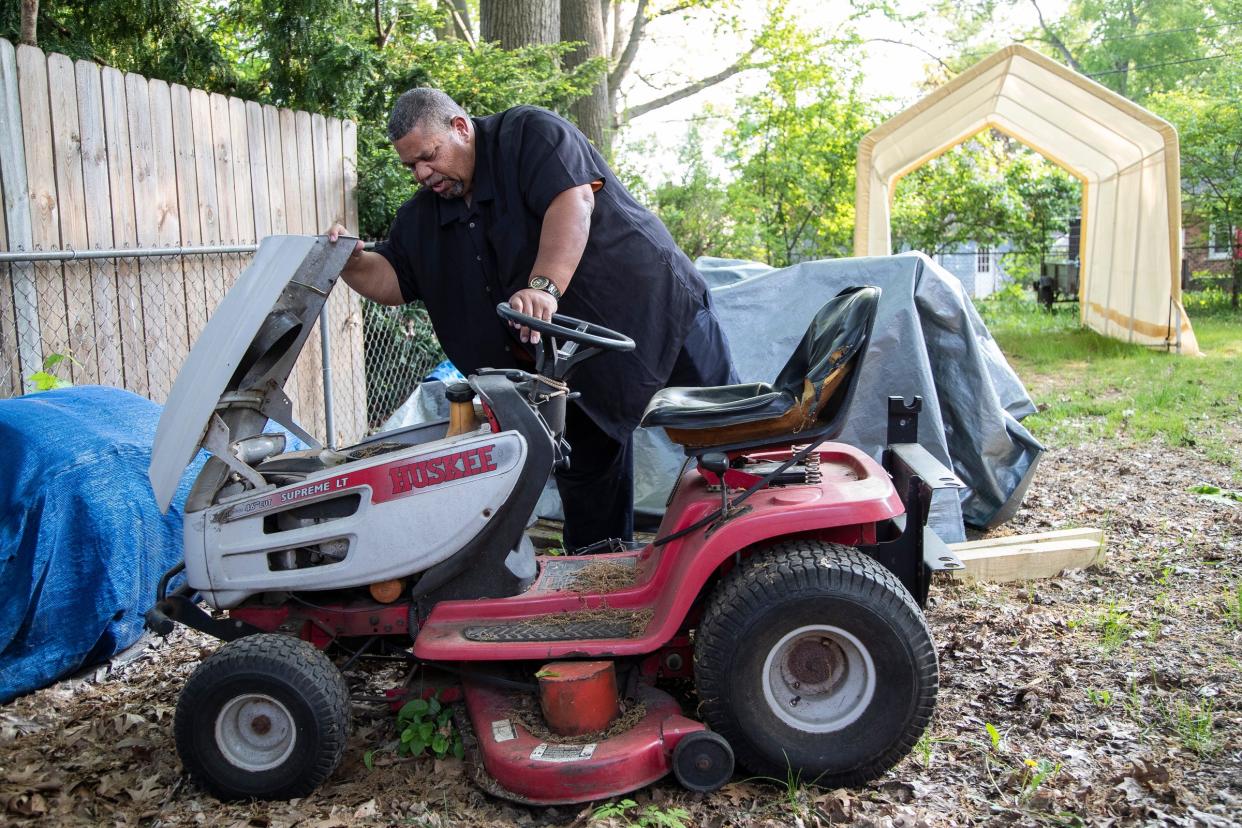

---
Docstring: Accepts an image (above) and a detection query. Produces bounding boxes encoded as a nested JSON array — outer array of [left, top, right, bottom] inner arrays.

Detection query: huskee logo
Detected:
[[388, 444, 498, 494]]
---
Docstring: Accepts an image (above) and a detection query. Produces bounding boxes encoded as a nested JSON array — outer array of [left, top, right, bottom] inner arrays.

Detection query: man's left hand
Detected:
[[508, 288, 558, 345]]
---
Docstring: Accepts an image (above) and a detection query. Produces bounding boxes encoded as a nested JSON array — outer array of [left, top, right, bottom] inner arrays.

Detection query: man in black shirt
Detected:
[[329, 88, 736, 552]]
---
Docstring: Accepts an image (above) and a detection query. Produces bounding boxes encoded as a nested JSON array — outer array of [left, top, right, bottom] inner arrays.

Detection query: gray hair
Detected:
[[387, 88, 467, 142]]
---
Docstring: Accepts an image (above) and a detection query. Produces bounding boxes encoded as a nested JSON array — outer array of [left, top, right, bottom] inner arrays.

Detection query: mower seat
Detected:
[[640, 285, 880, 451]]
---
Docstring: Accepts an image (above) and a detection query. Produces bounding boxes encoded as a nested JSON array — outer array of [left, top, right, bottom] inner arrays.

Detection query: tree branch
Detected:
[[863, 37, 953, 74], [619, 49, 756, 125], [1029, 0, 1083, 72], [650, 0, 698, 19], [608, 0, 648, 95], [439, 0, 476, 48]]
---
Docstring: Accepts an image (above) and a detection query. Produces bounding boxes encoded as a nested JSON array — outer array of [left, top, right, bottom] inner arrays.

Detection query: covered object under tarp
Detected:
[[0, 386, 203, 703], [628, 253, 1044, 542], [855, 44, 1198, 354]]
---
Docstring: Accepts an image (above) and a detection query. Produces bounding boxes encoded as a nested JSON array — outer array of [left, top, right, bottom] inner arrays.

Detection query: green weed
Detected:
[[1095, 603, 1132, 651], [591, 799, 691, 828], [1168, 698, 1218, 757], [1019, 756, 1062, 802], [1086, 688, 1113, 707], [1224, 582, 1242, 629], [25, 352, 80, 392], [395, 693, 463, 761]]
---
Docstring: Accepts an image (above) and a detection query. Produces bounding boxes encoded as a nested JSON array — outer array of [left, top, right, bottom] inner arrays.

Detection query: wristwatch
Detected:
[[528, 275, 563, 300]]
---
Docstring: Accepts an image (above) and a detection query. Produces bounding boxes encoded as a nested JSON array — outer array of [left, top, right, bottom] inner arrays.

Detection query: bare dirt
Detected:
[[2, 437, 1239, 827]]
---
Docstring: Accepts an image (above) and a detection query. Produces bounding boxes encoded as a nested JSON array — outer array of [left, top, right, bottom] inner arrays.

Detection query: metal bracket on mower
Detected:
[[144, 593, 264, 642], [859, 397, 966, 606]]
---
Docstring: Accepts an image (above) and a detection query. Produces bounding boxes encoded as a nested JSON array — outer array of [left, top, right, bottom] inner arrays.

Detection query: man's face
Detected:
[[394, 115, 474, 200]]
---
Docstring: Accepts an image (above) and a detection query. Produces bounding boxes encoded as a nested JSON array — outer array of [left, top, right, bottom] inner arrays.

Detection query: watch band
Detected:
[[528, 275, 563, 300]]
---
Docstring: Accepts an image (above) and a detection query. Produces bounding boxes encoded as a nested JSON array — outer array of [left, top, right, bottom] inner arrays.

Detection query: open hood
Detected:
[[148, 235, 357, 513]]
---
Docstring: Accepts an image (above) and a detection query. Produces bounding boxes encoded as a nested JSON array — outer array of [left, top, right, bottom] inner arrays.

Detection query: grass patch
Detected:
[[977, 287, 1242, 478]]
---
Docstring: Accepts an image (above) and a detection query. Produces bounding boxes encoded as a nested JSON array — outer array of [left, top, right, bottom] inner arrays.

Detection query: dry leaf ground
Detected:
[[2, 387, 1240, 828]]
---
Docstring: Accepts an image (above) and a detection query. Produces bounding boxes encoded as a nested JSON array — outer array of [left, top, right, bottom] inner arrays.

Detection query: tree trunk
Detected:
[[20, 0, 38, 46], [1233, 258, 1240, 309], [480, 0, 559, 48], [561, 0, 610, 151]]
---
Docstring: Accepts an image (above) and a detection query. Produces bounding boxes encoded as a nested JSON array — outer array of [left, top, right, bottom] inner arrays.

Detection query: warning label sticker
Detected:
[[530, 743, 597, 762], [491, 720, 516, 743]]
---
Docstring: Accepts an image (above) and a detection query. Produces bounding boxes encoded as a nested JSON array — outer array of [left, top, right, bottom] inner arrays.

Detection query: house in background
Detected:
[[1182, 222, 1236, 282], [931, 242, 1015, 298]]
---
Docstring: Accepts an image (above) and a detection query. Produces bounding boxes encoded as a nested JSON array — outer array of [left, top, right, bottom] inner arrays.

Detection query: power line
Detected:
[[945, 16, 1242, 66], [1085, 50, 1242, 77]]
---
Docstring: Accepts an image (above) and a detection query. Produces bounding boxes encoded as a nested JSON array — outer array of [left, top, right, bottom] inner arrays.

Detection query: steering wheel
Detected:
[[495, 303, 635, 353]]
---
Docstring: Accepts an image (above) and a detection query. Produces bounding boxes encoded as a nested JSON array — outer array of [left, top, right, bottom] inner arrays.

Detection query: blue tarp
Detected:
[[0, 386, 204, 702]]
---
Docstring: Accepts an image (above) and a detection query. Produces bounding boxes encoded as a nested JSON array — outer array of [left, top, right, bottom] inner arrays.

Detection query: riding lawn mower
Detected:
[[145, 235, 964, 804]]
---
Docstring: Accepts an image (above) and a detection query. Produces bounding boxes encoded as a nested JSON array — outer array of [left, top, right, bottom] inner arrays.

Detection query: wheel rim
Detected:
[[761, 624, 876, 733], [214, 693, 297, 771]]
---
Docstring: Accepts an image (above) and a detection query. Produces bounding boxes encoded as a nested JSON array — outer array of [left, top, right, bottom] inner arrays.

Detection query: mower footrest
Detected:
[[462, 680, 702, 805]]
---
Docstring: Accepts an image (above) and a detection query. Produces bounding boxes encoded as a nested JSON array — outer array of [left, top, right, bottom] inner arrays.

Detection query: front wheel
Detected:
[[174, 634, 351, 800], [694, 542, 937, 787]]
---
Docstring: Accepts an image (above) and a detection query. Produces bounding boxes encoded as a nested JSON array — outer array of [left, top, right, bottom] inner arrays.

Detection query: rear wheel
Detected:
[[694, 542, 937, 786], [174, 634, 351, 800]]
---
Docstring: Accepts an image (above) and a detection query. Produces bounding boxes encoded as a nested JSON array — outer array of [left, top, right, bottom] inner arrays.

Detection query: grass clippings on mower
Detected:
[[507, 691, 648, 745], [565, 560, 640, 594]]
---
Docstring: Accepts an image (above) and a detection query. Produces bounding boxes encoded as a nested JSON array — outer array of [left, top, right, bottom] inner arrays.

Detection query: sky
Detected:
[[614, 0, 1072, 183]]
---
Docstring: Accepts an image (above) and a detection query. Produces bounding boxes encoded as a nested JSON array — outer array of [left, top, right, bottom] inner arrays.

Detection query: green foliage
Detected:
[[590, 798, 691, 828], [25, 353, 80, 393], [985, 721, 1002, 750], [1150, 62, 1242, 307], [891, 131, 1079, 261], [395, 693, 463, 761], [1, 0, 240, 92], [647, 127, 733, 260], [643, 6, 875, 266], [719, 10, 874, 266]]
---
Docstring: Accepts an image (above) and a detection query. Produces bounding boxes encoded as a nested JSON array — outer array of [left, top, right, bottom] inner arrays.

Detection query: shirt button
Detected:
[[486, 286, 491, 293], [476, 255, 482, 261], [469, 221, 476, 228]]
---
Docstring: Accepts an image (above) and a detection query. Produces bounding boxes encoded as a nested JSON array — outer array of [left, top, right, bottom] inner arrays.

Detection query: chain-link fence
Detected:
[[0, 245, 443, 446]]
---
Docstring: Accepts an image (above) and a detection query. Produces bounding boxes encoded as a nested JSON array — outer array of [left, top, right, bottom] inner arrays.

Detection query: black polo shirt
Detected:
[[374, 106, 710, 443]]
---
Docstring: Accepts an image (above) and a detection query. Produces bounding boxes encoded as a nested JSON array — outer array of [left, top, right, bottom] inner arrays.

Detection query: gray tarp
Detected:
[[384, 253, 1044, 543]]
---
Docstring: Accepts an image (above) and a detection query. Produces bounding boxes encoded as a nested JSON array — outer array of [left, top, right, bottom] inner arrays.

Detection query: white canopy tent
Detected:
[[854, 44, 1198, 354]]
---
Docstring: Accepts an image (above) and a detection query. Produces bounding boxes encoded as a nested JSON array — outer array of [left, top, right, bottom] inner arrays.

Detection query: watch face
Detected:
[[530, 276, 550, 289]]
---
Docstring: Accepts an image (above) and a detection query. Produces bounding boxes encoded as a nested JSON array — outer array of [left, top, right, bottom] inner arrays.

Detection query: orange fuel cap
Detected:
[[537, 661, 620, 737]]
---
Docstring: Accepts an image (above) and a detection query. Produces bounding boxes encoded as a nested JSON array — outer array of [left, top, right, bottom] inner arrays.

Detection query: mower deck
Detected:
[[461, 679, 703, 805]]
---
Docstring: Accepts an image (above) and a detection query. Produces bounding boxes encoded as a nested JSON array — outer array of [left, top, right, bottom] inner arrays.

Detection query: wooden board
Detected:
[[0, 138, 14, 396], [100, 65, 146, 396], [0, 39, 37, 390], [244, 100, 269, 240], [17, 45, 69, 372], [74, 58, 123, 388], [148, 79, 187, 399], [48, 52, 95, 384], [209, 93, 241, 302], [287, 108, 324, 435], [949, 529, 1106, 583], [262, 105, 286, 234], [190, 88, 225, 327]]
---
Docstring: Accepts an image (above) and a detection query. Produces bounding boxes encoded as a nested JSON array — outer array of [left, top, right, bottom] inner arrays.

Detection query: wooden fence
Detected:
[[0, 37, 367, 446]]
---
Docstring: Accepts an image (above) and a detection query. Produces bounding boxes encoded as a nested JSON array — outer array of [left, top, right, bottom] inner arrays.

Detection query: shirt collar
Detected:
[[435, 118, 495, 227]]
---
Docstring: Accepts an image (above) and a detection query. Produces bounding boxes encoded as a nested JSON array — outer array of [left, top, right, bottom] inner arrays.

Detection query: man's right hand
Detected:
[[323, 224, 404, 305], [326, 223, 365, 261]]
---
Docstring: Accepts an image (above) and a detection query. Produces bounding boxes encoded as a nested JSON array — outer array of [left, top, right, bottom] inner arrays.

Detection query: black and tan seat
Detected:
[[641, 286, 880, 452]]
